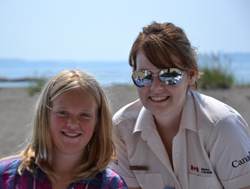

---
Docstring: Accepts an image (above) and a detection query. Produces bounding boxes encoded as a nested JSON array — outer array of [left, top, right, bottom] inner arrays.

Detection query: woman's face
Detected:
[[50, 88, 98, 157], [135, 50, 195, 119]]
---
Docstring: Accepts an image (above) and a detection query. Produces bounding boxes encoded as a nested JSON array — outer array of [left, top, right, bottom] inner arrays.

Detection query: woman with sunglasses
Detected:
[[110, 21, 250, 189]]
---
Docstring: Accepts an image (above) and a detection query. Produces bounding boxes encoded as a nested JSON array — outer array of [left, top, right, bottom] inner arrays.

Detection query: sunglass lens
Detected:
[[159, 68, 182, 85], [132, 70, 153, 88]]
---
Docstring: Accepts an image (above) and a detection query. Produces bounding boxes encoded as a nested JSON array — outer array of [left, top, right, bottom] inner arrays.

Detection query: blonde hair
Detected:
[[129, 21, 201, 89], [1, 69, 115, 182]]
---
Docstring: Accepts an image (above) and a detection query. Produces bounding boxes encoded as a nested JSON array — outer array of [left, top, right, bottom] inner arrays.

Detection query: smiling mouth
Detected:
[[62, 132, 81, 137], [150, 96, 169, 101]]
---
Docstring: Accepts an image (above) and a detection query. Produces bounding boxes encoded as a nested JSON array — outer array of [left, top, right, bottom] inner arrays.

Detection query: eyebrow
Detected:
[[52, 106, 94, 113]]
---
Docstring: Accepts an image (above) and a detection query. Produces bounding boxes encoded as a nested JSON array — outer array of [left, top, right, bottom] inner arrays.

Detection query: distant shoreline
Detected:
[[0, 77, 46, 88], [0, 77, 39, 82]]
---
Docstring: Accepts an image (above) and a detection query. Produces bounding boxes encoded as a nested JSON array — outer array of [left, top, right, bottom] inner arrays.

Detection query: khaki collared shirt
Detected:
[[110, 90, 250, 189]]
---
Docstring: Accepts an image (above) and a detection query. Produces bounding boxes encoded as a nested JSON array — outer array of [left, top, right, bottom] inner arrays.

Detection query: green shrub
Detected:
[[198, 53, 234, 90], [27, 78, 47, 96]]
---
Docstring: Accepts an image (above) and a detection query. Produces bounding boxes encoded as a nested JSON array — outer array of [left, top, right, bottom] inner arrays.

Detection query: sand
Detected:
[[0, 86, 250, 158]]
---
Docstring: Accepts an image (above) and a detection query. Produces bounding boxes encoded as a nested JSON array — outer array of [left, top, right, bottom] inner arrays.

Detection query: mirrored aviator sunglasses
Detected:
[[132, 68, 184, 88]]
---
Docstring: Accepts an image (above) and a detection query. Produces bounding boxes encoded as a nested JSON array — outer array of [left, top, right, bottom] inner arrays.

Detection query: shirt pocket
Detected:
[[136, 173, 165, 189], [188, 173, 223, 189]]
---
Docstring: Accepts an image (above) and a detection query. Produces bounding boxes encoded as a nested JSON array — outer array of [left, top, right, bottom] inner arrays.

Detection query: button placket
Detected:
[[172, 130, 189, 189], [175, 153, 180, 158]]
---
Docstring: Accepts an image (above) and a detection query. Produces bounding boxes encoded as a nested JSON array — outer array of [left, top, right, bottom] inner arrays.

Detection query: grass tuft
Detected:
[[27, 78, 47, 96], [198, 52, 234, 90]]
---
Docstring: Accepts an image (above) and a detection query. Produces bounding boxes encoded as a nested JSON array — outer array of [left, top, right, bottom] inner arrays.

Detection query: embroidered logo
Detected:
[[191, 165, 199, 172], [191, 165, 213, 174], [232, 151, 250, 168], [201, 168, 212, 174]]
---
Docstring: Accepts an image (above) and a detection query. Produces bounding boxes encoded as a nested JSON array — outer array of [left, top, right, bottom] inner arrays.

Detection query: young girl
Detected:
[[0, 69, 127, 189]]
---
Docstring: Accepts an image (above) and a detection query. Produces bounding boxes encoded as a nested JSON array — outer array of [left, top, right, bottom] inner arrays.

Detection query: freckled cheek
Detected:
[[80, 120, 96, 132], [50, 117, 66, 130]]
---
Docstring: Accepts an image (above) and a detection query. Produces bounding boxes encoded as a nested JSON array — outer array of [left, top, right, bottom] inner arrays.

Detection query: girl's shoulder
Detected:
[[89, 168, 127, 188], [94, 167, 123, 180], [103, 167, 127, 187], [103, 167, 122, 178], [0, 157, 22, 174]]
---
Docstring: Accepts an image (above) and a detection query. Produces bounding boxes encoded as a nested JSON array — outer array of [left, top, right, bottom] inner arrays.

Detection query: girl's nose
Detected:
[[67, 117, 79, 128]]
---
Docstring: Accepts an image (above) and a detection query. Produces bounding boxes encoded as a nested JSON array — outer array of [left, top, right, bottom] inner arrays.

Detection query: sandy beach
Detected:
[[0, 86, 250, 159]]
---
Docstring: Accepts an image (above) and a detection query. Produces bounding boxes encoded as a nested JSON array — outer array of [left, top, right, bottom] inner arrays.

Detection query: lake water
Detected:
[[0, 60, 133, 87], [0, 53, 250, 87]]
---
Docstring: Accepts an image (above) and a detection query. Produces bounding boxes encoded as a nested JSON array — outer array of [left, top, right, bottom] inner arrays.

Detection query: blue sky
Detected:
[[0, 0, 249, 61]]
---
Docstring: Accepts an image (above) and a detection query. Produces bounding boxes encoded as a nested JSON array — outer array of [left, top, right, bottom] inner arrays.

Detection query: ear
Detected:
[[187, 70, 197, 86], [132, 67, 135, 72]]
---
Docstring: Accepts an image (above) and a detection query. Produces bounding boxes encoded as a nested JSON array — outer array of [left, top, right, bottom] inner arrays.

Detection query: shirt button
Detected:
[[208, 187, 213, 189], [175, 153, 180, 158]]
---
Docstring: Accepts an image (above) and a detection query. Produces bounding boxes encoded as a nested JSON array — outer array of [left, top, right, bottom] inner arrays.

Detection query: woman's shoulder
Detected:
[[191, 90, 242, 123], [191, 90, 235, 111], [0, 156, 22, 174], [113, 99, 143, 124], [190, 91, 249, 137]]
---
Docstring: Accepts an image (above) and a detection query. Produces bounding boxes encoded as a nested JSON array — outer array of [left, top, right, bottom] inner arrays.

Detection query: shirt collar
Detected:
[[132, 90, 198, 134], [179, 90, 198, 132], [132, 107, 156, 134]]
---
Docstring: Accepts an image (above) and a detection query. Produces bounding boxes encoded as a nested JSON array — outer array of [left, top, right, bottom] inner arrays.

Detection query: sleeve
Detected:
[[208, 113, 250, 189], [109, 120, 141, 188], [109, 171, 128, 189], [0, 158, 22, 189], [0, 160, 7, 188]]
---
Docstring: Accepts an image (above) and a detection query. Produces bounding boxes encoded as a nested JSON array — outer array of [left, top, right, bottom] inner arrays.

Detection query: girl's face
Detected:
[[135, 50, 196, 119], [50, 88, 98, 157]]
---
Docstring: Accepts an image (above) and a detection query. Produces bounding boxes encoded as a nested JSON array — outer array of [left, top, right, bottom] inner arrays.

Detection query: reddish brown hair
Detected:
[[129, 21, 200, 89]]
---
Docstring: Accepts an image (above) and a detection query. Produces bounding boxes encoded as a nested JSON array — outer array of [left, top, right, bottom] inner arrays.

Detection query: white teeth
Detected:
[[151, 96, 168, 101], [63, 133, 80, 137]]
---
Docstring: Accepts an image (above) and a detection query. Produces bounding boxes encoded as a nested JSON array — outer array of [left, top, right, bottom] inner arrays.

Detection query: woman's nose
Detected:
[[67, 117, 79, 128], [150, 76, 164, 91]]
